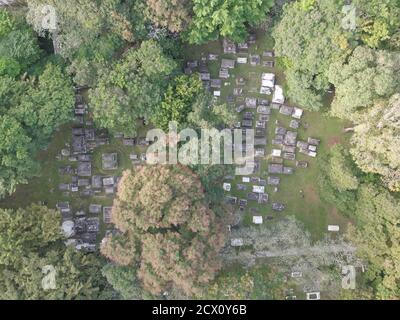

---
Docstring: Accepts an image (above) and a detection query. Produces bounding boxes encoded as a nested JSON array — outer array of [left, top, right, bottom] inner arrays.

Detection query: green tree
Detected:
[[152, 74, 204, 130], [273, 0, 346, 110], [317, 145, 358, 215], [328, 145, 359, 192], [0, 76, 27, 114], [26, 0, 145, 55], [0, 204, 112, 299], [0, 9, 41, 72], [0, 8, 14, 37], [15, 63, 75, 146], [328, 47, 400, 122], [27, 0, 150, 86], [0, 57, 21, 78], [187, 0, 275, 44], [90, 40, 177, 136], [0, 115, 38, 198], [66, 33, 123, 87], [350, 94, 400, 192], [0, 204, 61, 266], [0, 28, 41, 71], [187, 92, 238, 129], [347, 184, 400, 299], [102, 264, 142, 299], [353, 0, 400, 49]]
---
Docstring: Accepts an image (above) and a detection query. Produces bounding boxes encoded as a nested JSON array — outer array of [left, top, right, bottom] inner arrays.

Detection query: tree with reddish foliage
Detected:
[[101, 165, 227, 297], [146, 0, 192, 33]]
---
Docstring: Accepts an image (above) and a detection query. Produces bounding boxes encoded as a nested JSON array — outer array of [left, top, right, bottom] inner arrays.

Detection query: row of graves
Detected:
[[212, 38, 289, 226], [57, 202, 114, 252], [117, 134, 150, 166], [196, 38, 322, 237], [57, 92, 153, 251], [185, 37, 276, 100], [225, 98, 321, 229], [56, 91, 124, 251]]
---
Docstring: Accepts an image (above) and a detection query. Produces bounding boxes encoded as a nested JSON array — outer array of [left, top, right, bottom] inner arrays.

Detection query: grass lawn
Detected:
[[183, 30, 351, 241]]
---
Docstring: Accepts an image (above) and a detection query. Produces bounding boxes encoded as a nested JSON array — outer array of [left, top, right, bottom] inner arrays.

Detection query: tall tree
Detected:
[[187, 0, 275, 44], [146, 0, 192, 33], [328, 145, 359, 192], [26, 0, 150, 87], [15, 63, 75, 146], [0, 115, 38, 198], [350, 94, 400, 192], [101, 165, 227, 296], [318, 145, 358, 215], [346, 184, 400, 299], [0, 9, 41, 73], [26, 0, 145, 55], [353, 0, 400, 49], [273, 0, 346, 110], [151, 74, 204, 130], [0, 8, 13, 37], [90, 40, 177, 136], [328, 46, 400, 122]]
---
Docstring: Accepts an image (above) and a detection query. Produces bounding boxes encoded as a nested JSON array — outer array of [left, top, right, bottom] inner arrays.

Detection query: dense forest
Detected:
[[0, 0, 399, 300]]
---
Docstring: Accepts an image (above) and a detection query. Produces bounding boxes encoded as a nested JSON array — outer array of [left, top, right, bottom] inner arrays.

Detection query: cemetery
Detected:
[[1, 31, 348, 254], [183, 31, 349, 240]]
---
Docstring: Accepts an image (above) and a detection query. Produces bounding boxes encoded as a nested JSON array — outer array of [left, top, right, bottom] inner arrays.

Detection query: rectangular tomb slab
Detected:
[[77, 161, 91, 177], [268, 164, 283, 174], [221, 59, 236, 69], [102, 153, 118, 170], [89, 204, 102, 214]]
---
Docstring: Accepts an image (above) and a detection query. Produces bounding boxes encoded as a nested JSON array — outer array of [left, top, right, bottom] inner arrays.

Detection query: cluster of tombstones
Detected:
[[190, 37, 321, 228], [55, 90, 122, 251]]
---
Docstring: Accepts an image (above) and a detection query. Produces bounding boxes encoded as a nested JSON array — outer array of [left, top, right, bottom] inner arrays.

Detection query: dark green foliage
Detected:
[[0, 9, 41, 75], [0, 63, 74, 198], [90, 40, 177, 136], [0, 204, 113, 299], [317, 145, 358, 215]]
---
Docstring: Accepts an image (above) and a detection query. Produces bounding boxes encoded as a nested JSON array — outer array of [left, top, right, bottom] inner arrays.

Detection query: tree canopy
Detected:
[[350, 94, 400, 192], [353, 0, 400, 49], [152, 74, 204, 130], [328, 47, 400, 122], [101, 165, 226, 297], [347, 184, 400, 299], [147, 0, 192, 33], [26, 0, 150, 87], [90, 40, 177, 136], [0, 204, 112, 299], [187, 0, 275, 44], [0, 9, 41, 75], [0, 62, 74, 198], [273, 0, 345, 110]]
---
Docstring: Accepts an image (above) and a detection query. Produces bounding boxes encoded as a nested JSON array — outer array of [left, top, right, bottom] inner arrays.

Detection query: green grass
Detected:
[[184, 30, 351, 241]]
